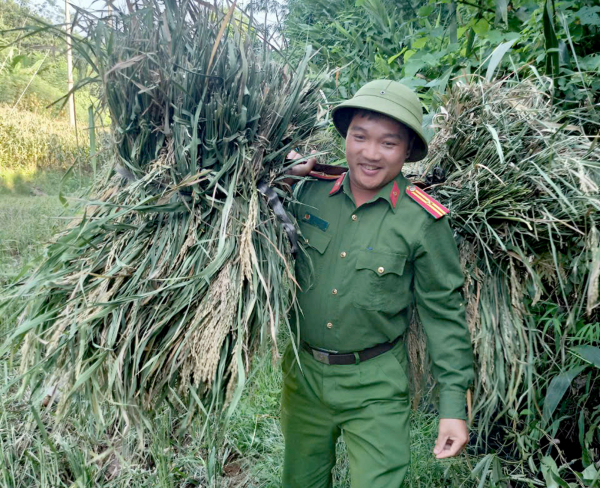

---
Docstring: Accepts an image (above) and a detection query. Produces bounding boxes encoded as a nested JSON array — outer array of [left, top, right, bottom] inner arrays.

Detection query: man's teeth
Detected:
[[363, 165, 379, 170]]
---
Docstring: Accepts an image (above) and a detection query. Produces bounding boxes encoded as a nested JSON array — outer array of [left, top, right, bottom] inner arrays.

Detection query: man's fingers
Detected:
[[435, 438, 464, 459], [433, 434, 448, 456], [287, 150, 300, 160], [285, 149, 317, 178]]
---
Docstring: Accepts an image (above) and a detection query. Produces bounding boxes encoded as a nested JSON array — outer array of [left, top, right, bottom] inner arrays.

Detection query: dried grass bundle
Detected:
[[412, 77, 600, 436], [2, 0, 324, 428]]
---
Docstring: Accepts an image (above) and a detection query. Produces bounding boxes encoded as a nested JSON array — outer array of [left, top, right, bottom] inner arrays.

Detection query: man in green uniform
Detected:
[[283, 80, 474, 488]]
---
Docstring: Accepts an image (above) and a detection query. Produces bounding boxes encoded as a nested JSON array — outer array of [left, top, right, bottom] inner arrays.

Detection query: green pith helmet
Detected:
[[332, 80, 428, 162]]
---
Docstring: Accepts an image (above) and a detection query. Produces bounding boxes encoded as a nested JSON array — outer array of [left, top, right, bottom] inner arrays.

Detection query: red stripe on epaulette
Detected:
[[329, 172, 346, 195], [309, 171, 341, 181], [406, 185, 449, 219]]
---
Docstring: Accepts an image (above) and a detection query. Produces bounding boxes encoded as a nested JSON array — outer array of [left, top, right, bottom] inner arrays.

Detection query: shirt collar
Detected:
[[330, 171, 407, 213]]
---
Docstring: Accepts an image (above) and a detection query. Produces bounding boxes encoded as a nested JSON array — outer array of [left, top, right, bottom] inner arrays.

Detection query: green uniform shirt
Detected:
[[291, 171, 474, 419]]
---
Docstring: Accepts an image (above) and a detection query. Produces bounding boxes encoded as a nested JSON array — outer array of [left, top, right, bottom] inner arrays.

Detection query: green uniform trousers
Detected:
[[280, 340, 411, 488]]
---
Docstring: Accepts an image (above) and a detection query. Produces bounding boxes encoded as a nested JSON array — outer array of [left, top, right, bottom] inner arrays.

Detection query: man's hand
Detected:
[[286, 149, 317, 177], [433, 418, 469, 459]]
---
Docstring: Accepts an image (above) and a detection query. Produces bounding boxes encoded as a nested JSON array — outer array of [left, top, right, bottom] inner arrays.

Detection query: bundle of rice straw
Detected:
[[1, 0, 324, 427], [409, 77, 600, 437]]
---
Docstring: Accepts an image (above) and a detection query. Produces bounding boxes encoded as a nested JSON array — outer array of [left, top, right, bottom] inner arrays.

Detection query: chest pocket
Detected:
[[352, 250, 408, 312], [300, 224, 331, 254], [296, 224, 332, 290]]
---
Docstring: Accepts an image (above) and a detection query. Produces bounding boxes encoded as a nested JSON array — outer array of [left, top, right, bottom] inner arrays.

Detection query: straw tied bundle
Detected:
[[2, 2, 323, 425], [410, 78, 600, 434]]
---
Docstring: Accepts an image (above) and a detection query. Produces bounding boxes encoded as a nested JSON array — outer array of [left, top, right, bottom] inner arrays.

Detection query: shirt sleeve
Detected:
[[413, 216, 475, 420]]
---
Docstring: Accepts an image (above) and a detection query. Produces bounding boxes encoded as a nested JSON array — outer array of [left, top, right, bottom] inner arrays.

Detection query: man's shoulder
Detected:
[[402, 184, 450, 220], [296, 171, 346, 201]]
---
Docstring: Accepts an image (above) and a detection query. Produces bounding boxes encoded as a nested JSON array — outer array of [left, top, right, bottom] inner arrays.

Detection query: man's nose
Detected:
[[362, 141, 381, 161]]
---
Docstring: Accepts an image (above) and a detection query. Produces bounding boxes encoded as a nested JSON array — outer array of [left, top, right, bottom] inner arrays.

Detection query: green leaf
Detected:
[[543, 0, 559, 79], [577, 6, 600, 26], [88, 105, 97, 178], [387, 48, 406, 64], [572, 346, 600, 368], [70, 353, 108, 393], [473, 18, 489, 36], [418, 5, 434, 17], [30, 405, 59, 455], [412, 37, 427, 49], [543, 365, 587, 423], [485, 38, 518, 81], [541, 456, 570, 488], [582, 464, 599, 482], [496, 0, 508, 25], [58, 161, 77, 206]]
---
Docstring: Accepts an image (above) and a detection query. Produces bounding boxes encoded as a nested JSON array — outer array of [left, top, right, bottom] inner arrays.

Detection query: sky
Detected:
[[30, 0, 281, 18], [29, 0, 282, 39]]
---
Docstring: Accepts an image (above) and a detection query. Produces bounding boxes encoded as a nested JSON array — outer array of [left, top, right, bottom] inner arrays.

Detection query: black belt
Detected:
[[301, 335, 402, 365]]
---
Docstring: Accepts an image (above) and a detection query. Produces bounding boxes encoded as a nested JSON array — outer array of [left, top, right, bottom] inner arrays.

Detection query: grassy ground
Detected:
[[0, 169, 91, 280], [0, 168, 483, 487]]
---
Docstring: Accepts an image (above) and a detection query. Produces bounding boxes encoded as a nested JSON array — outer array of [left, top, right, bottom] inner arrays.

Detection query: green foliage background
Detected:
[[283, 0, 600, 108], [0, 0, 97, 120]]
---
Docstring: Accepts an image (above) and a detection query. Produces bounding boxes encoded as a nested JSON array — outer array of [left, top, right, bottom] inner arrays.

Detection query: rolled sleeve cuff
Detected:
[[439, 389, 468, 420]]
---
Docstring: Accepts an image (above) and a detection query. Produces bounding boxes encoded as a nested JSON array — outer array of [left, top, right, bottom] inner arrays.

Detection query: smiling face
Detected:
[[345, 110, 413, 199]]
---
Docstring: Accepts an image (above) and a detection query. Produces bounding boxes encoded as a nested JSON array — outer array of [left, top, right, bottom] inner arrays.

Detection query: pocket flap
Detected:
[[356, 250, 407, 276], [300, 225, 331, 254]]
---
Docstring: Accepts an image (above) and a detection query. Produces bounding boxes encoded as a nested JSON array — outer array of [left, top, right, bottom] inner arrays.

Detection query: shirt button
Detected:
[[332, 289, 338, 295], [304, 238, 309, 244], [326, 322, 333, 329], [340, 251, 347, 258], [377, 266, 385, 274], [351, 214, 357, 221]]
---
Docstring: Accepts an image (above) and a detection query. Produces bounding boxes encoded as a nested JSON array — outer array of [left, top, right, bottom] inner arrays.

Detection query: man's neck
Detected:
[[349, 181, 378, 208]]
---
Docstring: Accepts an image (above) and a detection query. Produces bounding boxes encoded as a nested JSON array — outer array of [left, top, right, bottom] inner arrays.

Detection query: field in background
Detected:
[[0, 104, 91, 173], [0, 163, 482, 487]]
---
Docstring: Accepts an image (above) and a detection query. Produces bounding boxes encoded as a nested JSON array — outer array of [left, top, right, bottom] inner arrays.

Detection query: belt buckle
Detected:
[[311, 349, 330, 365]]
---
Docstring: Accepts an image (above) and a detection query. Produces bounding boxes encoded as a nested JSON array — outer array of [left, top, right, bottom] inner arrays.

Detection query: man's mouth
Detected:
[[358, 164, 381, 175]]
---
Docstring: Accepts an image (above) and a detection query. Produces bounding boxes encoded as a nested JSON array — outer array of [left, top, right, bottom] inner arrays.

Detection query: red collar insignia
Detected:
[[390, 181, 400, 208], [329, 172, 346, 196]]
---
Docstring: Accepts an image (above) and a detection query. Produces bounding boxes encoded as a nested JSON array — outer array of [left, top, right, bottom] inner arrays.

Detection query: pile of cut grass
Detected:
[[1, 0, 325, 433], [409, 76, 600, 485]]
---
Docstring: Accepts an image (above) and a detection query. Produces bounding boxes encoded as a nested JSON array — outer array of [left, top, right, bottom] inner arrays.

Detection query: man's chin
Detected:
[[355, 175, 388, 192]]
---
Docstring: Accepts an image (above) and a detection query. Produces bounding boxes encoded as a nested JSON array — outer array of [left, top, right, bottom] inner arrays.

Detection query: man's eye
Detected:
[[383, 142, 396, 147], [353, 135, 365, 141]]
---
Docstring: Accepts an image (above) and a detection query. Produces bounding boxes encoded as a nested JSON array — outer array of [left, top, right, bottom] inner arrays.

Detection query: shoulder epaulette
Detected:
[[406, 185, 449, 219], [309, 171, 342, 181]]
